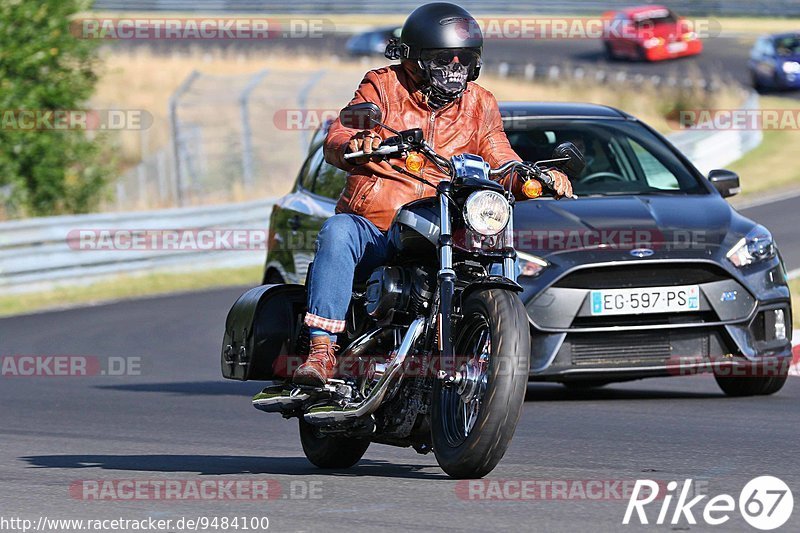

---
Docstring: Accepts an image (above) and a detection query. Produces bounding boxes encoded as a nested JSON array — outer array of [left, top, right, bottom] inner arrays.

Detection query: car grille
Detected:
[[554, 263, 729, 290], [565, 328, 730, 366]]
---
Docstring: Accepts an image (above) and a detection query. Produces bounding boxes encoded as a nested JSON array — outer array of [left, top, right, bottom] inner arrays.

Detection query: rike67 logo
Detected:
[[624, 476, 793, 530]]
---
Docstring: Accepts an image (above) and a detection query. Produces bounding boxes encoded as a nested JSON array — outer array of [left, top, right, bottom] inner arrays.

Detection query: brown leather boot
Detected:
[[293, 336, 338, 386]]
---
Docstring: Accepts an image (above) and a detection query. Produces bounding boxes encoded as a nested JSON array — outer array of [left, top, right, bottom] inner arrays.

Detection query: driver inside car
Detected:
[[294, 2, 574, 386]]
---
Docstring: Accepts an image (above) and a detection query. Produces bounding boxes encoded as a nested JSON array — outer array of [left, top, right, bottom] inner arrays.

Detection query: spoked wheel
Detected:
[[431, 289, 530, 479], [298, 419, 370, 469]]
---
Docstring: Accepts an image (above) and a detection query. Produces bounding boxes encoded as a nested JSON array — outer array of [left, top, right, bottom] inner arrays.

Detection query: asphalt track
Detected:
[[138, 30, 800, 95], [1, 200, 799, 532]]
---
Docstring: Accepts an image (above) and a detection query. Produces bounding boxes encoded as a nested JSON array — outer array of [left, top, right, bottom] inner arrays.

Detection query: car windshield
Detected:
[[631, 9, 677, 27], [504, 118, 707, 197], [775, 35, 800, 56]]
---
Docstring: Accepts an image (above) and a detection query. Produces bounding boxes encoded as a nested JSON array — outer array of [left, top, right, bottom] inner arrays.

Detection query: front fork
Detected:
[[437, 183, 456, 380], [435, 184, 517, 383]]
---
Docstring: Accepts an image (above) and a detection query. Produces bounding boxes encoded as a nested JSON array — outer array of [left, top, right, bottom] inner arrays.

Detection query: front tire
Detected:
[[298, 419, 370, 469], [431, 289, 531, 479]]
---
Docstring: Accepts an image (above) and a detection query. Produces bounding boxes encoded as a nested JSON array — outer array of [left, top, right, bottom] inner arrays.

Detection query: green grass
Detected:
[[0, 265, 262, 318], [728, 96, 800, 198], [791, 278, 800, 329]]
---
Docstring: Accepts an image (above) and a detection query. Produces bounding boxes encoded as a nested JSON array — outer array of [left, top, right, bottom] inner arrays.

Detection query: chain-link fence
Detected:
[[114, 66, 363, 209]]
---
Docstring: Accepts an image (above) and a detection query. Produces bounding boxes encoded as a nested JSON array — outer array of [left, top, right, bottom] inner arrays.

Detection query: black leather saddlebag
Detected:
[[221, 284, 308, 381]]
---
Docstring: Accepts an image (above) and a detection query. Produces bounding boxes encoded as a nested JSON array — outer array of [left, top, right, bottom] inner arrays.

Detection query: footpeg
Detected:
[[252, 384, 313, 413]]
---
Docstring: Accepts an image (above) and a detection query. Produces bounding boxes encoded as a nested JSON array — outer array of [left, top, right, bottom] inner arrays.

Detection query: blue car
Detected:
[[748, 32, 800, 91]]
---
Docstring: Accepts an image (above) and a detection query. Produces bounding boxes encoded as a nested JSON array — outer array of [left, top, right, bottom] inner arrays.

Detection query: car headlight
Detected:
[[463, 191, 510, 236], [517, 251, 548, 277], [782, 61, 800, 74], [726, 225, 775, 267]]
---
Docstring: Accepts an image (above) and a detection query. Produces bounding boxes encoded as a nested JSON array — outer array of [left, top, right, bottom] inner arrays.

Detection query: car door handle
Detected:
[[288, 215, 302, 231]]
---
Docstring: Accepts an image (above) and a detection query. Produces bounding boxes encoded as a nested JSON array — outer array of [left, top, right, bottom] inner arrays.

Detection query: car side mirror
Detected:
[[708, 169, 741, 198], [339, 102, 383, 130], [552, 142, 586, 178]]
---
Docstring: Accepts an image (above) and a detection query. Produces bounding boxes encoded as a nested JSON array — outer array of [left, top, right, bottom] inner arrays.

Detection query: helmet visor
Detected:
[[420, 48, 481, 69]]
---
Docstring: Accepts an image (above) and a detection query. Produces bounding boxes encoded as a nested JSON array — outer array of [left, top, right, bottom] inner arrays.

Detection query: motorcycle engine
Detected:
[[364, 266, 433, 321]]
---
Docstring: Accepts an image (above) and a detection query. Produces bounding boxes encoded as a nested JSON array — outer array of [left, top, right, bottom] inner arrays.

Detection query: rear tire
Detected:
[[431, 289, 530, 479], [298, 419, 370, 469]]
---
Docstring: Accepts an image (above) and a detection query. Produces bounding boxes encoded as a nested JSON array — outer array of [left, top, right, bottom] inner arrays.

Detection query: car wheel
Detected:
[[751, 72, 763, 92], [634, 45, 648, 62], [713, 365, 788, 397], [603, 42, 616, 61]]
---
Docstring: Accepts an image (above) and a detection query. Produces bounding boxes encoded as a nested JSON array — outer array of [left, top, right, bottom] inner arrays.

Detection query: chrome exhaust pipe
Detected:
[[303, 317, 425, 426]]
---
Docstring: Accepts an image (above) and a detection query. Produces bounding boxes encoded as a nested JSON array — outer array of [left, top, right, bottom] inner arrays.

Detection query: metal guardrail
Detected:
[[0, 198, 274, 292], [92, 0, 800, 17], [0, 93, 761, 293], [669, 91, 762, 176]]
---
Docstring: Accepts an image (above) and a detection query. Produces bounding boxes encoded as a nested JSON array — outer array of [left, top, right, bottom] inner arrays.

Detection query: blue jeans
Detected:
[[305, 214, 393, 333]]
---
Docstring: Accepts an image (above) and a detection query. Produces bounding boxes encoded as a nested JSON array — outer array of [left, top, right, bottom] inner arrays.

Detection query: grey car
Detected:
[[263, 102, 792, 397]]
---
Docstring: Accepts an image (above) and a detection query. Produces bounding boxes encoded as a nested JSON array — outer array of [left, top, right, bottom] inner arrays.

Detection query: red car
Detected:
[[602, 5, 703, 61]]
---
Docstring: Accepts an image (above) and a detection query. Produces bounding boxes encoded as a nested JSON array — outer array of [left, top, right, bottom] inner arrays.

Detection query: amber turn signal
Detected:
[[405, 152, 424, 173], [522, 179, 543, 198]]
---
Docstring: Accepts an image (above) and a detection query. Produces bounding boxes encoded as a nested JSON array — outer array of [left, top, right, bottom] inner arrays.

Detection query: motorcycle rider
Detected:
[[294, 2, 573, 386]]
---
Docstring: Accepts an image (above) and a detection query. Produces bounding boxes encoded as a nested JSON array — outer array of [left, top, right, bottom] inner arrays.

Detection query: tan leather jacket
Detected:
[[324, 64, 523, 231]]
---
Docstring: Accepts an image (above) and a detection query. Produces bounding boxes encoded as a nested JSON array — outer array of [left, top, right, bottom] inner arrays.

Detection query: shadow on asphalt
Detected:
[[20, 455, 445, 479], [94, 380, 724, 402], [95, 381, 258, 396], [525, 382, 722, 402]]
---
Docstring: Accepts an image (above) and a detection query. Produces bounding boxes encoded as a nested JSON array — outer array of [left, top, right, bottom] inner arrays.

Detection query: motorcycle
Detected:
[[221, 102, 585, 478]]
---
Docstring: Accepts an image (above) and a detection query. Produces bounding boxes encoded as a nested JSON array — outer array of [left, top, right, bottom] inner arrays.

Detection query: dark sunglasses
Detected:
[[421, 48, 481, 68]]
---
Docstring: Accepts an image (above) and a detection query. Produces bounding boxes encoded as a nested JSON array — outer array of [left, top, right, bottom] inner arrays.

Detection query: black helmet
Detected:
[[386, 2, 483, 82]]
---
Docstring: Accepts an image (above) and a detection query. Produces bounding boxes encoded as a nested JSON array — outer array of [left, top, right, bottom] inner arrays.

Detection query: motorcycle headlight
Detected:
[[782, 61, 800, 74], [463, 191, 510, 236], [726, 225, 775, 267]]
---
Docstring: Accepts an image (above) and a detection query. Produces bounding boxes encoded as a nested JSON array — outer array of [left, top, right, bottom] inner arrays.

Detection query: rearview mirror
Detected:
[[339, 102, 383, 130], [552, 142, 586, 178], [708, 169, 741, 198]]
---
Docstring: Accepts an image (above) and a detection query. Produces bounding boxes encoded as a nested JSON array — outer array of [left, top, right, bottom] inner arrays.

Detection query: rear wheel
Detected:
[[431, 289, 530, 479], [298, 419, 370, 469]]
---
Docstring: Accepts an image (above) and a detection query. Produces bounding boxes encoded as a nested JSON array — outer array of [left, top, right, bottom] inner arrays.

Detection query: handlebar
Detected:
[[343, 141, 576, 199]]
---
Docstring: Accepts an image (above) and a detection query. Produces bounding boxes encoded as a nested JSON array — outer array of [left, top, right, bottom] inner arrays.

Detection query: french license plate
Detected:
[[590, 285, 700, 316], [667, 42, 688, 53]]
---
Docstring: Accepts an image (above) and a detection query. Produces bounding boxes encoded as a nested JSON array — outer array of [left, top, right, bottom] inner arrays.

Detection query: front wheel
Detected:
[[431, 289, 531, 479]]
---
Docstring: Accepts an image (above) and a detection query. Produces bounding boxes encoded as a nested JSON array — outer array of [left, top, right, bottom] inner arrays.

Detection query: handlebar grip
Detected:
[[343, 145, 399, 161]]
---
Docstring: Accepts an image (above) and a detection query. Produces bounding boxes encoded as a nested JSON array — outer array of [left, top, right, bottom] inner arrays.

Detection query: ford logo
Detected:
[[630, 248, 655, 258]]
